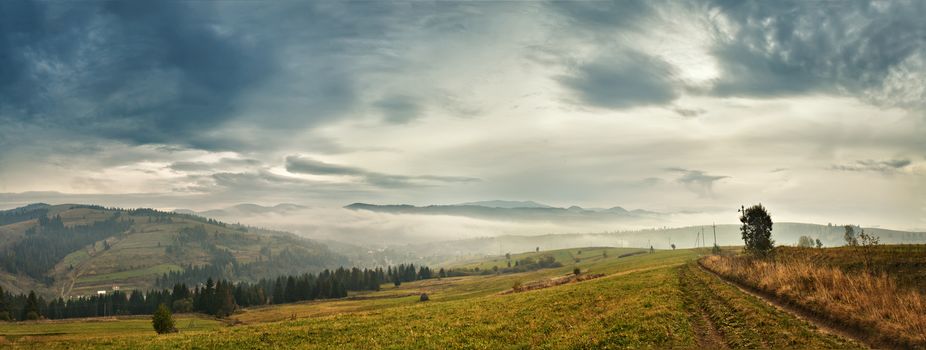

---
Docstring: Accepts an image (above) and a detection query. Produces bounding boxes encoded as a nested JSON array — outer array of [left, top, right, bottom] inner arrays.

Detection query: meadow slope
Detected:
[[0, 247, 861, 349]]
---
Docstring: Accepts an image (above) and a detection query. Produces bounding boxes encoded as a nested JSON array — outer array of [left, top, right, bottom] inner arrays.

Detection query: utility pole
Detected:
[[700, 226, 705, 248], [712, 222, 717, 247]]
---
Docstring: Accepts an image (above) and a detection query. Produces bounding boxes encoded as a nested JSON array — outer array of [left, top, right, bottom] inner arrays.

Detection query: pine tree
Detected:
[[273, 278, 285, 304], [0, 286, 9, 321], [23, 291, 40, 320], [152, 303, 177, 334]]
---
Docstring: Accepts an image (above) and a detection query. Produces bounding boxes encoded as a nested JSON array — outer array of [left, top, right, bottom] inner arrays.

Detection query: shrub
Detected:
[[573, 267, 581, 275], [152, 303, 178, 334], [419, 293, 429, 302]]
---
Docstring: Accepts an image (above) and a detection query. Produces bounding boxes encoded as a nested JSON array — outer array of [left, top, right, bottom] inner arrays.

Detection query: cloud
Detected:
[[375, 95, 423, 124], [672, 107, 707, 118], [830, 159, 912, 173], [0, 1, 275, 149], [548, 0, 652, 30], [707, 1, 926, 109], [559, 50, 679, 109], [667, 168, 728, 197], [168, 158, 262, 172], [285, 156, 480, 188]]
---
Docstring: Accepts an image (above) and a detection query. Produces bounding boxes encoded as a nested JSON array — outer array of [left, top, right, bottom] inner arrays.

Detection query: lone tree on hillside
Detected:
[[797, 235, 815, 248], [844, 225, 859, 246], [815, 238, 823, 249], [856, 227, 880, 270], [152, 303, 177, 334], [739, 204, 774, 257]]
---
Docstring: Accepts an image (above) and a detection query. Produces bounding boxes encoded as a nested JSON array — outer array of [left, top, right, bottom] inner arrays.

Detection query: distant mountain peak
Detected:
[[457, 200, 552, 209], [344, 202, 665, 222]]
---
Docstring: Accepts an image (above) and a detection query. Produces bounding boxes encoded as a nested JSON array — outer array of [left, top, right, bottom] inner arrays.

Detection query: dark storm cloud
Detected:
[[0, 1, 408, 152], [830, 159, 912, 173], [285, 156, 479, 188], [545, 1, 682, 110], [548, 0, 652, 30], [0, 1, 274, 149], [707, 0, 926, 103], [559, 50, 679, 109]]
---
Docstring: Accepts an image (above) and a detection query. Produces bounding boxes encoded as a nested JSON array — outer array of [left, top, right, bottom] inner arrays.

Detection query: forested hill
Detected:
[[0, 204, 348, 299]]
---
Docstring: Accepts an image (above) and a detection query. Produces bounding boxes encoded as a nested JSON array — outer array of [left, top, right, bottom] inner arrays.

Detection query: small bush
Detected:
[[573, 267, 581, 275], [152, 303, 178, 334], [419, 293, 429, 302]]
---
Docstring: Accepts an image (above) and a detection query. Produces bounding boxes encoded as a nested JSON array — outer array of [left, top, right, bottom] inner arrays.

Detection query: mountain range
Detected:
[[344, 202, 664, 222]]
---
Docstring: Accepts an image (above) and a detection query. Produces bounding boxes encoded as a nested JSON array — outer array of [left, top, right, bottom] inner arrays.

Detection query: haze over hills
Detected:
[[175, 203, 308, 220], [456, 200, 553, 209], [168, 201, 926, 269], [343, 202, 665, 222], [364, 223, 926, 266]]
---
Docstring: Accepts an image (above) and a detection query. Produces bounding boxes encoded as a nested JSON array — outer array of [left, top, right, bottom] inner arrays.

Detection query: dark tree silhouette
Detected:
[[22, 291, 39, 320], [844, 225, 859, 246], [739, 204, 774, 257]]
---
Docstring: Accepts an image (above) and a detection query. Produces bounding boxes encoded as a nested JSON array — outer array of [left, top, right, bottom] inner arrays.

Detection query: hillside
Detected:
[[0, 204, 347, 298], [0, 246, 863, 348]]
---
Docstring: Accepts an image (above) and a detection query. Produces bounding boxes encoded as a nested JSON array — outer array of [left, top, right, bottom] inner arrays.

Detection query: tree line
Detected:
[[0, 206, 49, 226], [0, 263, 437, 321]]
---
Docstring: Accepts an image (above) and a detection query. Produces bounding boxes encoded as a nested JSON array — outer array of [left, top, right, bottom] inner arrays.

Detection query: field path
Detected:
[[602, 261, 686, 280], [696, 262, 871, 348]]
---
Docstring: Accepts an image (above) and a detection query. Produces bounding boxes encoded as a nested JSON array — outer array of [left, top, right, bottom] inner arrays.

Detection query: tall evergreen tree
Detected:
[[23, 291, 40, 320], [0, 286, 9, 321]]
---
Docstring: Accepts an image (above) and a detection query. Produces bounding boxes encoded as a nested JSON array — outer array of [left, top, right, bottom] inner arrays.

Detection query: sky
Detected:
[[1, 0, 925, 235]]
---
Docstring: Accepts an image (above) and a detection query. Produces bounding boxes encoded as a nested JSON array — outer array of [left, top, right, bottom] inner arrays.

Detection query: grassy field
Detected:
[[77, 263, 183, 284], [0, 246, 862, 349], [773, 244, 926, 292], [0, 315, 224, 347], [702, 244, 926, 348]]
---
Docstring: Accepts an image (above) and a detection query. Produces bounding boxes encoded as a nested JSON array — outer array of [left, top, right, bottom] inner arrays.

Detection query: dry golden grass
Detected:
[[701, 253, 926, 348]]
